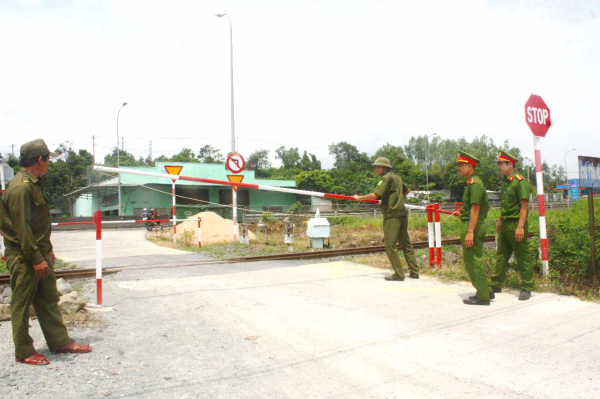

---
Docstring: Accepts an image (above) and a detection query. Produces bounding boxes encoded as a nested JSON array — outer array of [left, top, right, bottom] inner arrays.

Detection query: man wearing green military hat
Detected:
[[0, 139, 92, 365], [456, 151, 493, 305], [490, 150, 535, 300], [354, 157, 419, 280]]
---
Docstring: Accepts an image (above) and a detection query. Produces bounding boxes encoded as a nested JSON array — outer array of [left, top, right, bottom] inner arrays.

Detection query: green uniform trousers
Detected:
[[383, 215, 419, 276], [7, 251, 71, 359], [460, 220, 491, 301], [491, 219, 535, 291]]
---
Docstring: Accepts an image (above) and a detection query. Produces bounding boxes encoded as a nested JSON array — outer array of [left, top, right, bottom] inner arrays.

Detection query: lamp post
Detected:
[[425, 133, 437, 203], [216, 13, 238, 241], [116, 102, 127, 216], [564, 148, 576, 184]]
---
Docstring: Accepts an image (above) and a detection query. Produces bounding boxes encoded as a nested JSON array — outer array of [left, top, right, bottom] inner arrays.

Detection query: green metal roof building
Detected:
[[72, 162, 299, 220]]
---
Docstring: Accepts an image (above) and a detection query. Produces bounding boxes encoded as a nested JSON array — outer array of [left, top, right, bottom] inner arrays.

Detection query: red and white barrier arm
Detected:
[[93, 166, 380, 204]]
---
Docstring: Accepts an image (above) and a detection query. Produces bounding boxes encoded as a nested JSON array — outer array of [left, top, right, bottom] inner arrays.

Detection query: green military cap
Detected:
[[456, 151, 480, 166], [20, 139, 58, 159], [372, 157, 392, 168], [496, 150, 519, 165]]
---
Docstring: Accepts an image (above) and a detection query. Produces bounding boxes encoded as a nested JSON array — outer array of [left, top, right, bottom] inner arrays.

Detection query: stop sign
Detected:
[[525, 94, 551, 137]]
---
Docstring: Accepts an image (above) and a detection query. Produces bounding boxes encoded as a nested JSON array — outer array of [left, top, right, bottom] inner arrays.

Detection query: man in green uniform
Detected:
[[456, 151, 493, 305], [0, 139, 91, 366], [490, 150, 535, 300], [354, 157, 419, 281]]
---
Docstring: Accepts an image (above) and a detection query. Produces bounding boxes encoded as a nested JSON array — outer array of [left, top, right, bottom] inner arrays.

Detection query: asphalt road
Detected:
[[1, 229, 599, 398]]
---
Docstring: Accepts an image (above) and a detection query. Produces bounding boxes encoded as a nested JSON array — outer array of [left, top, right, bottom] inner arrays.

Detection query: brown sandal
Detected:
[[55, 340, 92, 354], [15, 352, 50, 365]]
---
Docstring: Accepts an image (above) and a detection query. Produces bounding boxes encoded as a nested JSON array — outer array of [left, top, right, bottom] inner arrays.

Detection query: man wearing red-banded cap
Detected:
[[491, 150, 535, 300], [456, 151, 493, 305]]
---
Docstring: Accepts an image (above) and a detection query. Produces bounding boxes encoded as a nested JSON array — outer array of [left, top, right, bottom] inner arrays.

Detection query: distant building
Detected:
[[71, 162, 299, 220]]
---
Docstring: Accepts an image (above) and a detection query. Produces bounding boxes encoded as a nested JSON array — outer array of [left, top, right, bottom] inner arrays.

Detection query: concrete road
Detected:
[[50, 228, 211, 269], [2, 229, 599, 398]]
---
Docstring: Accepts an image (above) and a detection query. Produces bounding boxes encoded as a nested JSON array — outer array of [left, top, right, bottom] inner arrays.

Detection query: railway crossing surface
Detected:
[[1, 229, 599, 398]]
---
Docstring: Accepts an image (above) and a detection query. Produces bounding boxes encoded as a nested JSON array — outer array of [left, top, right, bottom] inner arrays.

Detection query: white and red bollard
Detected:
[[94, 210, 103, 305], [427, 204, 443, 268]]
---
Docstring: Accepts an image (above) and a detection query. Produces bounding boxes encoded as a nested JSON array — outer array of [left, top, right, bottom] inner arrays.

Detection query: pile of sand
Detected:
[[176, 211, 256, 245]]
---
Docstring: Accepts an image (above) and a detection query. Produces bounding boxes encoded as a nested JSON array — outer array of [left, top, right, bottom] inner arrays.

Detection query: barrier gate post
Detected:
[[434, 203, 442, 267], [427, 205, 435, 268], [94, 210, 103, 305]]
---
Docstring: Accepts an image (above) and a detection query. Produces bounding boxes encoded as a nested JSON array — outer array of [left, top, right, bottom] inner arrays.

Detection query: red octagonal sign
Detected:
[[525, 94, 551, 137]]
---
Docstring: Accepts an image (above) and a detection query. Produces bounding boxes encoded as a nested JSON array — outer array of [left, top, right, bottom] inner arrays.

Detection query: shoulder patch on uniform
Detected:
[[515, 174, 523, 180], [509, 176, 514, 182], [377, 180, 382, 186], [467, 178, 475, 185]]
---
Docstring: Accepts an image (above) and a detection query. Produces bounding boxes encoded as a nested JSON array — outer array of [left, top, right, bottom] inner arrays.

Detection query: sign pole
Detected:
[[588, 183, 597, 285], [534, 136, 549, 276], [172, 180, 177, 243], [525, 94, 552, 277]]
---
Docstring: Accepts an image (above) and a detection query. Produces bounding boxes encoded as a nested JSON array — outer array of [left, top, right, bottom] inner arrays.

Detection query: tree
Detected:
[[0, 152, 19, 170], [45, 143, 94, 216], [275, 146, 301, 169], [299, 151, 321, 171], [296, 170, 334, 193], [198, 145, 224, 163], [103, 148, 139, 167], [170, 148, 198, 163], [247, 149, 271, 170], [328, 141, 370, 171]]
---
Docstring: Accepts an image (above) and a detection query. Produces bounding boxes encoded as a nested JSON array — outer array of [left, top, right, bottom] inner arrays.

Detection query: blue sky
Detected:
[[1, 0, 598, 179]]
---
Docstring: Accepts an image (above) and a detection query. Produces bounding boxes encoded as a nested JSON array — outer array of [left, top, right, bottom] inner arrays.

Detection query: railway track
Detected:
[[1, 234, 511, 284]]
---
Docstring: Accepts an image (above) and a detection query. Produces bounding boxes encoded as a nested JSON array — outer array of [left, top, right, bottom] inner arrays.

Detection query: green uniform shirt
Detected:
[[459, 175, 488, 221], [0, 169, 53, 265], [373, 171, 408, 218], [500, 172, 530, 219]]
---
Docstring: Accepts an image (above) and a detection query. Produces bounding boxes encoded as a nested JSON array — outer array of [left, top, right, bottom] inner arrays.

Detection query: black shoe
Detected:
[[491, 286, 502, 293], [518, 289, 531, 300], [469, 291, 495, 300], [409, 273, 419, 279], [463, 297, 490, 305], [384, 274, 405, 281]]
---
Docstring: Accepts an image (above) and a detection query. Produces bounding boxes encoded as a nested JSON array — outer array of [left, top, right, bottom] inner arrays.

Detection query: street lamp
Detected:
[[564, 148, 576, 184], [216, 13, 238, 241], [117, 102, 127, 216], [215, 13, 235, 153], [425, 133, 437, 203]]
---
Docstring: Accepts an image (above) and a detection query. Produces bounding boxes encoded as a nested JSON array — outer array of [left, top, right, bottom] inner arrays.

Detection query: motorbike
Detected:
[[142, 209, 162, 231]]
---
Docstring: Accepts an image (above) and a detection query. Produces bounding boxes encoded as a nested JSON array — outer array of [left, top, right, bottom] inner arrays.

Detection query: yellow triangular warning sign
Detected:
[[227, 175, 244, 192], [164, 165, 183, 176]]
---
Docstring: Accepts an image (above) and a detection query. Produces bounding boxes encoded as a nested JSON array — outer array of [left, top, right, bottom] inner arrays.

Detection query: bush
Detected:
[[546, 199, 600, 281]]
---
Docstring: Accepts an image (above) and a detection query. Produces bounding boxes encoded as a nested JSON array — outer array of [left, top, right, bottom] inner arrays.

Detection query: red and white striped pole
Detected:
[[534, 136, 549, 276], [434, 203, 442, 267], [172, 180, 177, 243], [427, 205, 435, 268], [94, 210, 103, 305], [197, 218, 202, 248]]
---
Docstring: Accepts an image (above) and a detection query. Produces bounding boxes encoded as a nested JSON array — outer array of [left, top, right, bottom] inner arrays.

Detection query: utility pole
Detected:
[[12, 144, 15, 157], [121, 136, 124, 152], [92, 135, 96, 164], [149, 140, 152, 161]]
